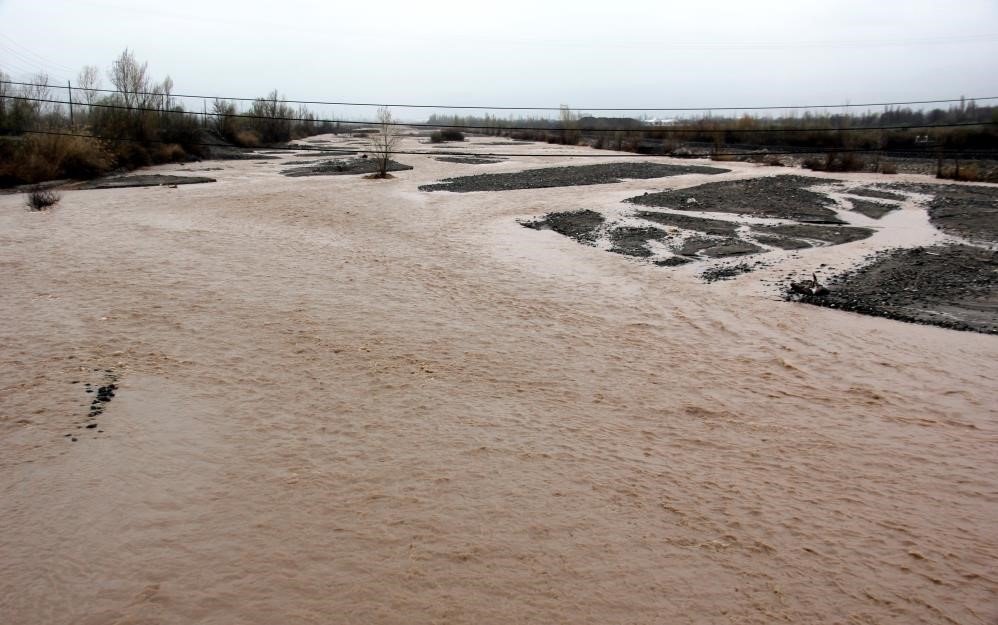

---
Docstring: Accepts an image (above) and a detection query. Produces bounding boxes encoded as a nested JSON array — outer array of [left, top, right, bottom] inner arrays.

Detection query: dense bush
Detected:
[[0, 134, 113, 184], [430, 128, 465, 143]]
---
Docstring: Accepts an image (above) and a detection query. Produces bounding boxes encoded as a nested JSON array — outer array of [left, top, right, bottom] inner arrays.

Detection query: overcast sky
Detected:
[[2, 0, 997, 119]]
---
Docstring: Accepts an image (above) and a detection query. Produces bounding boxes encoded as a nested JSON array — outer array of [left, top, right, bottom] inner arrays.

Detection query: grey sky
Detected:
[[2, 0, 997, 119]]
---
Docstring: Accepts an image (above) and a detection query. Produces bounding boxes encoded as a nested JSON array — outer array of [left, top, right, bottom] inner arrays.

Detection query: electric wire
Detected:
[[3, 95, 994, 135], [1, 78, 996, 112]]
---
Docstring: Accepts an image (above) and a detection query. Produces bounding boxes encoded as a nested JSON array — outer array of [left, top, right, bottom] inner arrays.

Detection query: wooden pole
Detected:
[[67, 80, 74, 127]]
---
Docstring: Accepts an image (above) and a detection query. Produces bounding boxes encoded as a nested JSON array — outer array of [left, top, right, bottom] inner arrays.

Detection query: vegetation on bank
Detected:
[[428, 101, 998, 181], [0, 49, 335, 186]]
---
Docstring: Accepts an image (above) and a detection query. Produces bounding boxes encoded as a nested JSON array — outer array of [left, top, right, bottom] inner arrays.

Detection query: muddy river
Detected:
[[1, 135, 995, 624]]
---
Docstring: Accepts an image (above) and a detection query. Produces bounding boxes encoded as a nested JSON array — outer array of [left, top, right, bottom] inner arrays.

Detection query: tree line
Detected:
[[0, 49, 335, 186]]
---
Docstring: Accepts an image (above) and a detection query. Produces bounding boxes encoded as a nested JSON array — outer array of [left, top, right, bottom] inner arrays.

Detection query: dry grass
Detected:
[[803, 152, 867, 172], [233, 130, 261, 148], [0, 134, 113, 185], [709, 152, 738, 162], [152, 143, 187, 164], [938, 163, 978, 182]]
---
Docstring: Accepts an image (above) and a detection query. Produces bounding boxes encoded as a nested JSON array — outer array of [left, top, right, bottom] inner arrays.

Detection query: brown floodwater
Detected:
[[1, 137, 995, 625]]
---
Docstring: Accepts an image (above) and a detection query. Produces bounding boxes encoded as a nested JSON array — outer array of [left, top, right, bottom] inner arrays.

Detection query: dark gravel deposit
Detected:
[[753, 234, 811, 249], [677, 236, 763, 258], [434, 156, 506, 165], [846, 188, 907, 201], [635, 211, 738, 236], [926, 185, 998, 241], [790, 245, 998, 334], [654, 257, 693, 267], [752, 223, 874, 245], [282, 158, 413, 177], [702, 262, 755, 282], [609, 226, 668, 257], [849, 200, 897, 219], [204, 148, 280, 160], [78, 175, 216, 190], [521, 210, 605, 244], [627, 175, 845, 223], [294, 150, 355, 156], [856, 182, 998, 240], [419, 162, 728, 192]]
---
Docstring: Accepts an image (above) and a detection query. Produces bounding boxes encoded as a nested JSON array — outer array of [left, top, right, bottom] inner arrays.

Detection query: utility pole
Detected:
[[67, 80, 74, 126]]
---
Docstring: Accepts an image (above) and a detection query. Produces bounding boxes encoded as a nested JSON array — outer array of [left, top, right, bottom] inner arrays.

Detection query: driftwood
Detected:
[[790, 272, 829, 297]]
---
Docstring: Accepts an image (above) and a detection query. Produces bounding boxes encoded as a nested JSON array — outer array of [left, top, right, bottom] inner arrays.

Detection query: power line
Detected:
[[0, 34, 77, 74], [1, 78, 996, 113], [8, 128, 998, 159], [0, 46, 67, 78], [3, 96, 995, 135], [0, 58, 69, 84]]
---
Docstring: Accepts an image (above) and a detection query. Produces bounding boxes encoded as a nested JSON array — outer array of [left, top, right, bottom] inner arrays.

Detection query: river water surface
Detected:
[[1, 137, 995, 624]]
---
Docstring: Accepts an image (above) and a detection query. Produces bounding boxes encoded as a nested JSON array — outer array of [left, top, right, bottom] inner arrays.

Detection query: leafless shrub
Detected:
[[26, 187, 61, 211]]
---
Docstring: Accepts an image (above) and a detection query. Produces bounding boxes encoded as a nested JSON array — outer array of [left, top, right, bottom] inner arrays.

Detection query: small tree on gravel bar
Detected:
[[368, 106, 402, 178]]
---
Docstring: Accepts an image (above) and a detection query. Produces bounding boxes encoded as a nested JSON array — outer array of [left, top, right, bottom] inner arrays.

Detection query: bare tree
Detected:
[[77, 65, 101, 106], [0, 70, 9, 122], [0, 70, 44, 131], [368, 106, 402, 178], [559, 104, 580, 145], [161, 75, 174, 111], [23, 73, 51, 118], [211, 98, 238, 138], [108, 48, 149, 110], [248, 89, 293, 143]]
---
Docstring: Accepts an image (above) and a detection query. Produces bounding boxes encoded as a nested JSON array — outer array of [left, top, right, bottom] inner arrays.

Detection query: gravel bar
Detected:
[[419, 162, 728, 192]]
